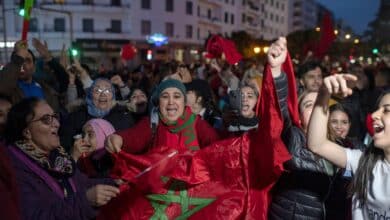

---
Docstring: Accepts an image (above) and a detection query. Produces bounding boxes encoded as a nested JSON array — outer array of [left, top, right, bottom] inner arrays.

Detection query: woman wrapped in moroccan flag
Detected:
[[100, 37, 298, 220]]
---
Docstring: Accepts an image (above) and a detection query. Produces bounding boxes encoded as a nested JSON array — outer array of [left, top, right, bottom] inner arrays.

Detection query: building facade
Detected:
[[1, 0, 312, 65]]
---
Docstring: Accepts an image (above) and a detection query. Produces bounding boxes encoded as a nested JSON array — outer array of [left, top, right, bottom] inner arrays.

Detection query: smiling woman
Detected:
[[60, 78, 135, 152], [105, 78, 220, 154], [4, 97, 120, 219]]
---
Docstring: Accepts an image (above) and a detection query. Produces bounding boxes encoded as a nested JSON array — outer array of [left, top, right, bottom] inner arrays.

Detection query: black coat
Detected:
[[269, 125, 334, 220], [59, 104, 135, 152]]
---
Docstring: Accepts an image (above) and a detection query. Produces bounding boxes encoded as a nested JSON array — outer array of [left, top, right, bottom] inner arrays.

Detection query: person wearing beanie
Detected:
[[105, 78, 220, 154], [184, 79, 223, 129], [72, 118, 116, 177]]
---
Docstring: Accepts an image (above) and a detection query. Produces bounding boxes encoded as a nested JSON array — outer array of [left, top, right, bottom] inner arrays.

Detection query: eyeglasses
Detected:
[[29, 113, 60, 125], [93, 87, 112, 95]]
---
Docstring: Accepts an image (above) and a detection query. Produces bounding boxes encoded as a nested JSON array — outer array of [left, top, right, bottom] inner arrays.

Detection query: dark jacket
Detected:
[[0, 144, 20, 220], [0, 54, 68, 112], [7, 146, 97, 220], [60, 104, 135, 151], [269, 125, 334, 220], [269, 73, 333, 220]]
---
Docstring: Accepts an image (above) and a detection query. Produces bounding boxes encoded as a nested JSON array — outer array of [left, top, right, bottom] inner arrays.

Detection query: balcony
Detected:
[[39, 1, 131, 9]]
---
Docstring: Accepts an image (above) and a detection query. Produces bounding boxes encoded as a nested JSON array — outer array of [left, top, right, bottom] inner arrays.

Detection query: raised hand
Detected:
[[267, 37, 287, 67], [267, 37, 287, 77], [32, 38, 52, 62], [13, 40, 29, 59], [322, 73, 357, 98], [59, 44, 68, 68], [105, 134, 123, 153], [111, 75, 125, 87]]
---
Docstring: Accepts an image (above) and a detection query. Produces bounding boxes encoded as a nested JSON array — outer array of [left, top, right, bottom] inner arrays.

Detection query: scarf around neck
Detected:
[[14, 140, 75, 178], [159, 107, 200, 151]]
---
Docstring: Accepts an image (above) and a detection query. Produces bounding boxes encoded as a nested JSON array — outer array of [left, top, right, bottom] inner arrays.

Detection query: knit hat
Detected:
[[151, 79, 186, 106], [84, 118, 115, 152]]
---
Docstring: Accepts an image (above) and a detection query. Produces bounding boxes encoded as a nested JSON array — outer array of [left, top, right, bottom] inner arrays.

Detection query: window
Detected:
[[166, 0, 174, 12], [82, 0, 93, 5], [230, 14, 234, 24], [276, 1, 279, 8], [29, 18, 38, 32], [232, 0, 234, 5], [141, 0, 150, 9], [270, 13, 273, 21], [54, 18, 65, 32], [165, 22, 174, 37], [207, 9, 211, 19], [141, 20, 151, 35], [186, 1, 193, 15], [185, 25, 193, 39], [111, 0, 121, 6], [197, 28, 200, 40], [225, 12, 229, 23], [197, 6, 200, 16], [82, 19, 94, 32], [110, 20, 121, 33], [241, 13, 245, 23]]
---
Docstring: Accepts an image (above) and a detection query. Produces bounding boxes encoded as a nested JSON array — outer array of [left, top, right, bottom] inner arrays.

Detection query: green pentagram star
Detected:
[[147, 180, 215, 220]]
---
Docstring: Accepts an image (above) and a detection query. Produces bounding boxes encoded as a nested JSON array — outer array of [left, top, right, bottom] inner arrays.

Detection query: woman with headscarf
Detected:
[[106, 78, 220, 154], [72, 118, 116, 178], [60, 78, 134, 152]]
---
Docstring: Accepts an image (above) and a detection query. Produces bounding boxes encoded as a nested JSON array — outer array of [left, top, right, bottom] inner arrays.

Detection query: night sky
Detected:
[[316, 0, 380, 34]]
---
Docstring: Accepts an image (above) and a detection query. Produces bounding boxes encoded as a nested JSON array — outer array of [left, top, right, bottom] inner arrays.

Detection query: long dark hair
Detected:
[[348, 90, 390, 205], [328, 103, 352, 141], [4, 97, 42, 145]]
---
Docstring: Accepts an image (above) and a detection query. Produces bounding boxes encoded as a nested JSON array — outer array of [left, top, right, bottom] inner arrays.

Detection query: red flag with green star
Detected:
[[98, 53, 295, 219]]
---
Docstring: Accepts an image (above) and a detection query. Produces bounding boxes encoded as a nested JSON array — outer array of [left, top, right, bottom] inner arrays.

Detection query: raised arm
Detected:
[[307, 74, 357, 168]]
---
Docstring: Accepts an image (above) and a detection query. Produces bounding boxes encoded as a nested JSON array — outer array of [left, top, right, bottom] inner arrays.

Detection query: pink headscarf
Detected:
[[84, 119, 116, 151]]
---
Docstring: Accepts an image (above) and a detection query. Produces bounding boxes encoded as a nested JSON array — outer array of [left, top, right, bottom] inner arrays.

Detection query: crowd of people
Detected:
[[0, 36, 389, 220]]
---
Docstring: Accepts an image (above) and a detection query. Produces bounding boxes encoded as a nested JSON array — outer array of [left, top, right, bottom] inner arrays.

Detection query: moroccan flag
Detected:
[[205, 35, 242, 65], [314, 12, 336, 59], [98, 54, 295, 220]]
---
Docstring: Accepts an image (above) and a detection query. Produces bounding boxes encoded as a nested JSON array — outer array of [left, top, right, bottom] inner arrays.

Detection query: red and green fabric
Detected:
[[98, 54, 296, 219], [21, 0, 34, 40], [160, 107, 200, 151]]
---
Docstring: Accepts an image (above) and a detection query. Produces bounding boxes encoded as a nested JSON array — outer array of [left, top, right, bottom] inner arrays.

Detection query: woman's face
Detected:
[[129, 89, 148, 113], [25, 102, 60, 154], [81, 124, 97, 154], [159, 87, 185, 122], [92, 80, 114, 111], [329, 110, 351, 139], [299, 92, 318, 132], [372, 94, 390, 151], [240, 86, 257, 118]]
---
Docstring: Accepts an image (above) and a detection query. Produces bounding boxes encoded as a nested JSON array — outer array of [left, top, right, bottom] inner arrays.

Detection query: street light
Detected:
[[263, 46, 269, 53], [354, 39, 359, 44], [253, 47, 261, 54], [315, 27, 320, 32], [345, 34, 351, 40], [334, 30, 338, 35]]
